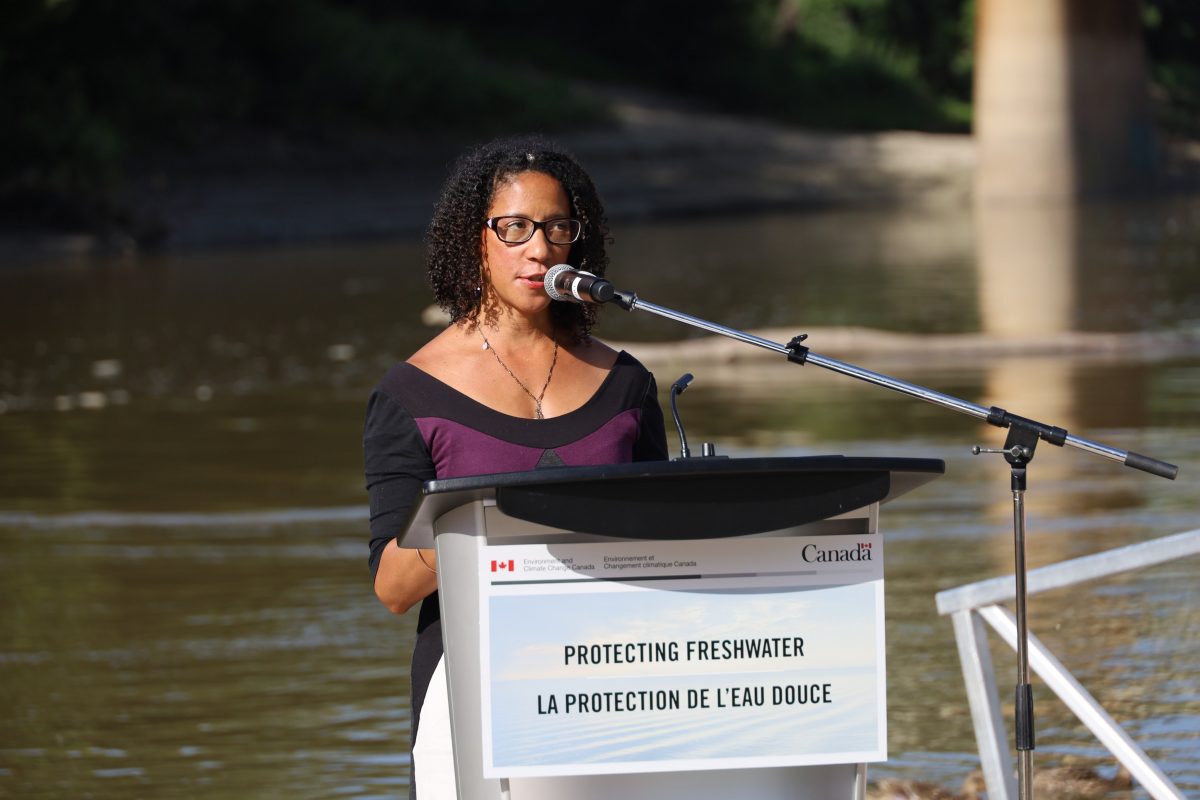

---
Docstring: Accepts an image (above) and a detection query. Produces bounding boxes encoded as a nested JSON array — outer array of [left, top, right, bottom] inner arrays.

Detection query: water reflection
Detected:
[[977, 202, 1079, 334], [606, 205, 979, 336], [0, 522, 411, 799], [977, 198, 1200, 335], [1, 198, 1199, 798]]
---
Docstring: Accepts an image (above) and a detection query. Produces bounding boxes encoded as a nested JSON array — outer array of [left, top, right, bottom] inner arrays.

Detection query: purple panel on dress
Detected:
[[414, 409, 642, 479], [415, 418, 544, 478], [554, 409, 640, 465]]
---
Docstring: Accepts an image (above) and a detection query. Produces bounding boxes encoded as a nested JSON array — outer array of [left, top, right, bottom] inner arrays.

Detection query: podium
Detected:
[[399, 456, 943, 800]]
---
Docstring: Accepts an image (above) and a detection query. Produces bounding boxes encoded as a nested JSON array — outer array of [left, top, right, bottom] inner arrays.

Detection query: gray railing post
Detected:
[[950, 609, 1016, 800], [936, 528, 1200, 800]]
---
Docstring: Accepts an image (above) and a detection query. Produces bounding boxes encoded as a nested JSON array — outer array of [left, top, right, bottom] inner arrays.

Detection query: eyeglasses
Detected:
[[485, 216, 582, 245]]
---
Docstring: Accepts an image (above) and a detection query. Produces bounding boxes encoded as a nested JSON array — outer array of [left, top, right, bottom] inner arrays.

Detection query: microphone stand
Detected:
[[602, 288, 1178, 800]]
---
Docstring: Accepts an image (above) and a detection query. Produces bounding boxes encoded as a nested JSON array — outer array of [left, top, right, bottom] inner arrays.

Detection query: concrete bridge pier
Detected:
[[974, 0, 1158, 200]]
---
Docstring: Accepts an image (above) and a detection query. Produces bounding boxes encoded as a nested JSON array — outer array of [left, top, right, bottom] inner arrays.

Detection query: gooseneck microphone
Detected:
[[544, 264, 615, 304], [669, 373, 694, 459]]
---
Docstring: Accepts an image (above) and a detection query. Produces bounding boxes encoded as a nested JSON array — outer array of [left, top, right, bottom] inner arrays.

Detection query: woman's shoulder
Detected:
[[377, 325, 474, 395], [574, 339, 658, 409], [373, 336, 460, 409], [405, 323, 472, 374], [374, 361, 420, 396], [576, 336, 645, 370], [589, 340, 652, 378], [566, 337, 652, 389]]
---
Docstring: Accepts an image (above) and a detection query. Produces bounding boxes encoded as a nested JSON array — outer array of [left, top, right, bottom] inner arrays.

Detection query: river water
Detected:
[[1, 197, 1199, 798]]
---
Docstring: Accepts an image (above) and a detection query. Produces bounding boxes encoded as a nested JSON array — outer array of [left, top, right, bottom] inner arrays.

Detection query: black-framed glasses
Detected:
[[485, 216, 582, 245]]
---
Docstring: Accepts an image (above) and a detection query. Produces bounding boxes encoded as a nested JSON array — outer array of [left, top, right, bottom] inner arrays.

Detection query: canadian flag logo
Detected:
[[490, 559, 515, 573]]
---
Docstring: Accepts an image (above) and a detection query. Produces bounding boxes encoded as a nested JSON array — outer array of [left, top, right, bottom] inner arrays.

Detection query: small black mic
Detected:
[[544, 264, 615, 304], [669, 373, 694, 459]]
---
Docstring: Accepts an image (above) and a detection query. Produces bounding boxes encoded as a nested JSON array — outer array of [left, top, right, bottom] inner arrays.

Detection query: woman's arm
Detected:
[[373, 542, 438, 614], [634, 372, 670, 461], [363, 386, 437, 615]]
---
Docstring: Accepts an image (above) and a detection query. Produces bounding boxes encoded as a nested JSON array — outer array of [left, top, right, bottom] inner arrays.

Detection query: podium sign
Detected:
[[478, 534, 887, 778]]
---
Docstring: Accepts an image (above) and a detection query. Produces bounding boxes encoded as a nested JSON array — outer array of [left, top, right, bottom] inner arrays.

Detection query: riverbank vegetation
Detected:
[[0, 0, 608, 231], [1, 0, 1196, 234]]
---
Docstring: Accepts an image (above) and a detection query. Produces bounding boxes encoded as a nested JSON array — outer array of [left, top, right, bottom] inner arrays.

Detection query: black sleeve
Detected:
[[633, 373, 670, 462], [363, 388, 435, 578]]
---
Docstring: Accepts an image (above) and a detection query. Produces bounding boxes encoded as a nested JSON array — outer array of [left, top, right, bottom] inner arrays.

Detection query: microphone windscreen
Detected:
[[544, 264, 576, 302]]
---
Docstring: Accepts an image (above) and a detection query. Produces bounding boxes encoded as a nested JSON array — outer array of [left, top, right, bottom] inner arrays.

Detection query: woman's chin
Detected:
[[487, 296, 553, 320]]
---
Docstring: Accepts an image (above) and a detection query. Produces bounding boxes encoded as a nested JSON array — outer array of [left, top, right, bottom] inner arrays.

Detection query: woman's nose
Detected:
[[524, 228, 552, 257]]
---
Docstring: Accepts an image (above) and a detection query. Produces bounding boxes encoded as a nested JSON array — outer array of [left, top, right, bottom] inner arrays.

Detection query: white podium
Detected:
[[399, 456, 943, 800]]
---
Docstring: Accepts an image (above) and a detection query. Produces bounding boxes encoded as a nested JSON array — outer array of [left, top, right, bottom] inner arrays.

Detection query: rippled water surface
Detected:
[[2, 198, 1199, 798]]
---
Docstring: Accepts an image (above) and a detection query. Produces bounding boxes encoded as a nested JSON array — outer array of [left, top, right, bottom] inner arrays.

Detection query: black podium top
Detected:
[[399, 456, 943, 549]]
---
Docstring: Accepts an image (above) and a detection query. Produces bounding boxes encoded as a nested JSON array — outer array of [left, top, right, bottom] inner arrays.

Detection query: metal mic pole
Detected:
[[594, 286, 1179, 800], [604, 289, 1178, 480]]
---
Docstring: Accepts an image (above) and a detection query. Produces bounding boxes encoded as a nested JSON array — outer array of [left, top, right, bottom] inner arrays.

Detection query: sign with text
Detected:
[[478, 534, 886, 777]]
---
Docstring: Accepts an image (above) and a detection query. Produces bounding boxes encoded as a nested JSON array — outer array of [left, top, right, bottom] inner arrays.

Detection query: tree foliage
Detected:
[[0, 0, 606, 206], [404, 0, 974, 130], [1, 0, 1196, 226], [1143, 0, 1200, 135]]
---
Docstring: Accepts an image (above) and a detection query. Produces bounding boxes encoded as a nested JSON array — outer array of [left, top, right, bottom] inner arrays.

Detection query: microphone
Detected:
[[669, 373, 694, 459], [544, 264, 615, 304]]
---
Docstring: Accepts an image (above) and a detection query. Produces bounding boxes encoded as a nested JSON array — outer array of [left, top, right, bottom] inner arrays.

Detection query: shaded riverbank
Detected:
[[4, 85, 978, 256], [7, 82, 1200, 258]]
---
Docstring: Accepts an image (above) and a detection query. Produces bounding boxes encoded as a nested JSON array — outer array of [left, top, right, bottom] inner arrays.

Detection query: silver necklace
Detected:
[[480, 332, 559, 420]]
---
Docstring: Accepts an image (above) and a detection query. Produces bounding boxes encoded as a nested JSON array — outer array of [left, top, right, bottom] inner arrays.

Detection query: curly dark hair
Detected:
[[426, 135, 610, 341]]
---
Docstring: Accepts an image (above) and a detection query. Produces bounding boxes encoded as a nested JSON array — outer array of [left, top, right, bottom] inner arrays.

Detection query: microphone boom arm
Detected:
[[607, 283, 1177, 800], [608, 290, 1178, 480]]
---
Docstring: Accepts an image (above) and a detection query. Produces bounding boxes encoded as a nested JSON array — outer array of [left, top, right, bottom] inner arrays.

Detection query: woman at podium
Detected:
[[363, 135, 669, 798]]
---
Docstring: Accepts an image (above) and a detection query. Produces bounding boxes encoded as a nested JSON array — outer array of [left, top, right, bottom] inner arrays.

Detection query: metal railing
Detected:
[[935, 528, 1200, 800]]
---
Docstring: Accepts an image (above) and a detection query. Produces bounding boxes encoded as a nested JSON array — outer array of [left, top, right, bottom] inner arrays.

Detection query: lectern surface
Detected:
[[400, 455, 943, 549]]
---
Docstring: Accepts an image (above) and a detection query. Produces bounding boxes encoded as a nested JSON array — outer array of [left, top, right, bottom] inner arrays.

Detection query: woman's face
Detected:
[[480, 170, 573, 320]]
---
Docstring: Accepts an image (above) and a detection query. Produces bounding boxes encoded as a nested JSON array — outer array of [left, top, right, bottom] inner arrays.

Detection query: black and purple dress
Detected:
[[363, 350, 668, 796]]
